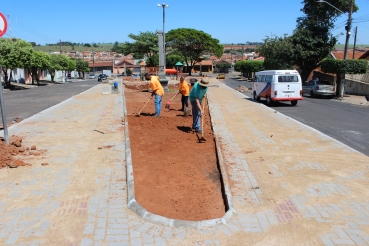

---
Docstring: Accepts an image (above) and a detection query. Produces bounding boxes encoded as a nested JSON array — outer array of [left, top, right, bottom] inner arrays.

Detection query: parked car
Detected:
[[89, 74, 96, 79], [302, 79, 335, 98], [217, 74, 225, 79], [98, 74, 107, 82]]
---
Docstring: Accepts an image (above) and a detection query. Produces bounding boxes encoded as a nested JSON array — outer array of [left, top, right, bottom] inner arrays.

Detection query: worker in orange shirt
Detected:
[[178, 76, 189, 111], [145, 73, 164, 117]]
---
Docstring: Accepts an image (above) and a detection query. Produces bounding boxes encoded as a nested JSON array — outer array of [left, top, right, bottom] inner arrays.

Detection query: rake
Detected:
[[136, 97, 152, 117], [165, 93, 179, 110]]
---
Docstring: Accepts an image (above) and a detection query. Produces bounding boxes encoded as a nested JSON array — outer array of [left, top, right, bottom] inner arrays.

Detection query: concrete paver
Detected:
[[0, 80, 368, 245]]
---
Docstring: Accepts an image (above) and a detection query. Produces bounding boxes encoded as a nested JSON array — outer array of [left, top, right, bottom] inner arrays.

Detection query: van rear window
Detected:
[[278, 76, 299, 82]]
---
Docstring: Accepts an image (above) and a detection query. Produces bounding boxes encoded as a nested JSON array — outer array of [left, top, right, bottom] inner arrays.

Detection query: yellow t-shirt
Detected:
[[149, 76, 164, 96], [179, 81, 189, 96]]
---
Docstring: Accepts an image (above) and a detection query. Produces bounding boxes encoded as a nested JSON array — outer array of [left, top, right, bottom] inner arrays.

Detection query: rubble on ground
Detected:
[[0, 136, 37, 169], [236, 85, 250, 93]]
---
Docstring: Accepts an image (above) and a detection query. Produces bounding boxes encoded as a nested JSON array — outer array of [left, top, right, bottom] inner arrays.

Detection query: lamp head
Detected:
[[157, 4, 161, 7]]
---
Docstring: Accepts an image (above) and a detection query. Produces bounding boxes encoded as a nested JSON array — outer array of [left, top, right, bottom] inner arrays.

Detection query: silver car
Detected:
[[302, 80, 335, 98]]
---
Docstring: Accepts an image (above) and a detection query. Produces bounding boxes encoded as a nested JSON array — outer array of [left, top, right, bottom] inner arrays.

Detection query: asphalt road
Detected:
[[1, 79, 99, 125], [222, 74, 369, 157]]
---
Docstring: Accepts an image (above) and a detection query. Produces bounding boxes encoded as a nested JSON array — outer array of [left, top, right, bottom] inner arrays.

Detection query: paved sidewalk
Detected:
[[0, 81, 368, 245]]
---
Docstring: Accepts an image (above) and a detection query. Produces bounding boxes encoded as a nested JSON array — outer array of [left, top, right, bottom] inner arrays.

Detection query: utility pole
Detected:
[[352, 26, 358, 59], [60, 39, 65, 82], [343, 0, 353, 60], [340, 0, 354, 97]]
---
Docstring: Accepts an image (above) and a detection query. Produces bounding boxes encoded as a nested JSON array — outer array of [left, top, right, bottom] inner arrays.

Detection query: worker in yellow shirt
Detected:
[[178, 76, 189, 111], [145, 73, 164, 117]]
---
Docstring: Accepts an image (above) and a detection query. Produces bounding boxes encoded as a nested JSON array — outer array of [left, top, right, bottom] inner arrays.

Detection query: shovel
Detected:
[[165, 93, 179, 110], [136, 97, 152, 117]]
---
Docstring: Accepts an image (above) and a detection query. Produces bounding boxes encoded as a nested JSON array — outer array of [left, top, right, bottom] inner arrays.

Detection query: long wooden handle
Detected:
[[201, 97, 206, 137], [138, 97, 152, 115], [169, 93, 178, 101]]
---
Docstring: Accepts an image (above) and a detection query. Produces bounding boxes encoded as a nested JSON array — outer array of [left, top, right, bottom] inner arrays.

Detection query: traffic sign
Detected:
[[0, 12, 8, 37]]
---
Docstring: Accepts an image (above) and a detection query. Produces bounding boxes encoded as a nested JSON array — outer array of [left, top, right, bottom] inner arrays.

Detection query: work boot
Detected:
[[196, 130, 202, 134], [153, 114, 160, 118]]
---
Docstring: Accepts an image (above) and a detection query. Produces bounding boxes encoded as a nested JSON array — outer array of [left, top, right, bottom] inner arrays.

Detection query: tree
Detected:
[[234, 60, 264, 78], [145, 54, 159, 67], [257, 36, 294, 70], [165, 54, 184, 68], [126, 68, 132, 76], [291, 0, 358, 82], [75, 59, 90, 78], [166, 28, 224, 75], [67, 59, 76, 77], [28, 51, 50, 85], [321, 58, 368, 96], [121, 31, 158, 66], [111, 41, 124, 53], [48, 54, 69, 82], [0, 38, 34, 88]]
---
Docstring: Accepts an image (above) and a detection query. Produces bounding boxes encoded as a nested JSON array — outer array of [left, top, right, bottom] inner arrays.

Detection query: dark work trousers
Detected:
[[181, 95, 189, 110]]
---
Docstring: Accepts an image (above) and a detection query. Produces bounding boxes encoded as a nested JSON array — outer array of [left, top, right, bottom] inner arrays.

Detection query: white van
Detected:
[[253, 70, 303, 106]]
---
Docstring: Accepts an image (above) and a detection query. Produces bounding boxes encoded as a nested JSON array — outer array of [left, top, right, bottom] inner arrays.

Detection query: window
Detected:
[[317, 81, 331, 85], [278, 75, 299, 82], [258, 75, 265, 82], [265, 75, 273, 82]]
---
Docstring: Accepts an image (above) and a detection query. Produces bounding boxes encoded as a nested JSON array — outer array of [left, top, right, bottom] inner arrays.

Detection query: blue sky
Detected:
[[1, 0, 369, 46]]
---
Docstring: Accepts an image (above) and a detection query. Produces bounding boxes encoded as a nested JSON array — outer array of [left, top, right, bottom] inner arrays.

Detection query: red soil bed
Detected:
[[125, 85, 225, 221]]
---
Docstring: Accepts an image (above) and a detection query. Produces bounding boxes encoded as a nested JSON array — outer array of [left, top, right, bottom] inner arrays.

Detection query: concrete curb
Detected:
[[123, 85, 236, 228]]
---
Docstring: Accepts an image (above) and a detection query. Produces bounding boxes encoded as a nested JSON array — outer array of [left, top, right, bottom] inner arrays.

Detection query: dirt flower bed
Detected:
[[125, 84, 226, 221]]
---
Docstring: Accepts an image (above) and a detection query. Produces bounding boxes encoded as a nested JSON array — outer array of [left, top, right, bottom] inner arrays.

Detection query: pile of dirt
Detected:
[[126, 89, 226, 221], [236, 85, 250, 93], [0, 136, 36, 168]]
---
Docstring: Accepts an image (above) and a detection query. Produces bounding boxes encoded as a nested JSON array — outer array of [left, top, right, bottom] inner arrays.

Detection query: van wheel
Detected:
[[291, 100, 298, 106], [253, 92, 260, 102], [266, 96, 273, 106]]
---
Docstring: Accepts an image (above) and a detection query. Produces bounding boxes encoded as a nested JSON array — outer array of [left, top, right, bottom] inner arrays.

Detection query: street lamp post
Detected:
[[157, 3, 169, 64], [317, 0, 354, 97]]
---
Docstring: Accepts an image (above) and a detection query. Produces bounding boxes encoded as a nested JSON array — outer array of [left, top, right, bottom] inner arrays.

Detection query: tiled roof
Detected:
[[331, 50, 367, 60], [88, 61, 113, 67], [194, 60, 213, 66]]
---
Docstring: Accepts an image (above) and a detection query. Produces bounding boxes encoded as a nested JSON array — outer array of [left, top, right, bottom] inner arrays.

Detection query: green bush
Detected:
[[321, 59, 368, 74], [234, 60, 264, 73]]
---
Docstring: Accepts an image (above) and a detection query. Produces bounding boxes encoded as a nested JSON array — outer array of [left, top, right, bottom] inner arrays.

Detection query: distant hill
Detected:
[[33, 43, 115, 53], [32, 42, 369, 54]]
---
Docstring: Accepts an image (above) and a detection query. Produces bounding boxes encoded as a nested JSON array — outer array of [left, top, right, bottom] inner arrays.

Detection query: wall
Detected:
[[344, 71, 369, 96], [344, 79, 369, 96]]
